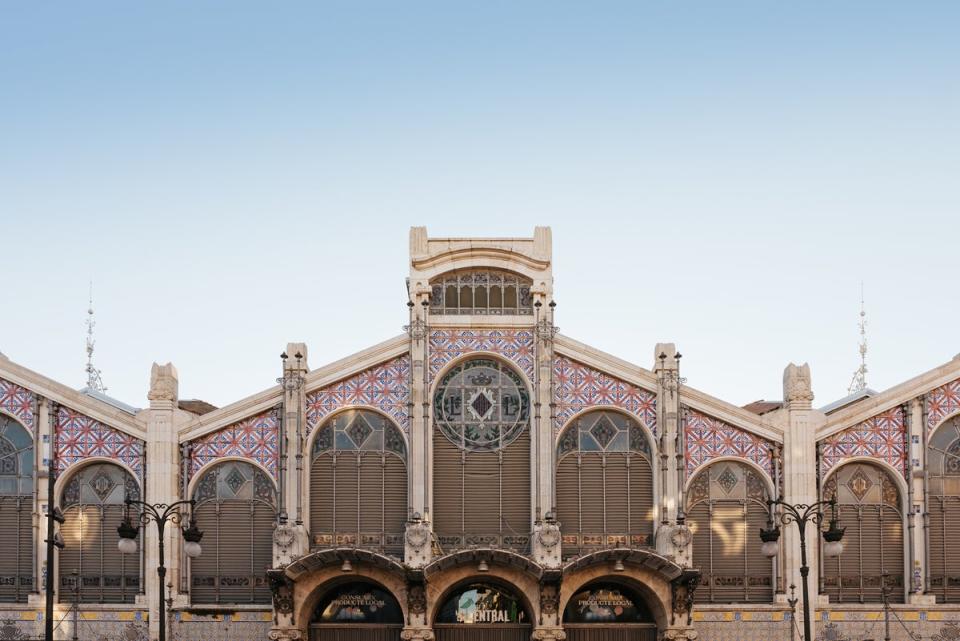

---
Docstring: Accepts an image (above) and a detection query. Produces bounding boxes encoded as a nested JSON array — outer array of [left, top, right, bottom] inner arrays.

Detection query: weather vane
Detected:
[[847, 281, 868, 394], [85, 281, 107, 392]]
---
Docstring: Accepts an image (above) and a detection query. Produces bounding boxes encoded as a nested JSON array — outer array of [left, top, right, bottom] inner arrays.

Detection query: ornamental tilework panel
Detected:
[[684, 409, 775, 479], [305, 355, 411, 434], [553, 356, 657, 435], [429, 329, 534, 381], [188, 410, 280, 481], [928, 377, 960, 429], [819, 406, 907, 478], [55, 407, 145, 479], [0, 377, 34, 431]]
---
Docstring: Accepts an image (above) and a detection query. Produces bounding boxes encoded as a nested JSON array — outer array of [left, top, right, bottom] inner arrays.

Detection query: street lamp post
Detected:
[[117, 499, 203, 641], [759, 497, 845, 641]]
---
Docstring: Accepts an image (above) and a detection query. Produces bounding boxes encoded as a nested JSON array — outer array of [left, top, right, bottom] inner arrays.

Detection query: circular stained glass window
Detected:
[[434, 358, 530, 451]]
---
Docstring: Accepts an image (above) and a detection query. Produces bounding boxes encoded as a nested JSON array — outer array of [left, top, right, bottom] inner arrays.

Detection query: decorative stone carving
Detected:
[[531, 628, 567, 641], [670, 523, 692, 550], [783, 362, 814, 404], [268, 628, 302, 640], [147, 362, 178, 401], [405, 516, 432, 567], [532, 517, 562, 567], [662, 629, 699, 640], [539, 581, 560, 619], [273, 523, 297, 566], [267, 569, 294, 616], [671, 569, 701, 626], [400, 628, 434, 640], [407, 582, 427, 616]]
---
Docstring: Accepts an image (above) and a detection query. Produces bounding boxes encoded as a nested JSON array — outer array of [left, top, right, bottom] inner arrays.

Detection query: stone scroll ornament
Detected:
[[267, 569, 294, 617], [671, 569, 701, 627], [407, 582, 427, 616]]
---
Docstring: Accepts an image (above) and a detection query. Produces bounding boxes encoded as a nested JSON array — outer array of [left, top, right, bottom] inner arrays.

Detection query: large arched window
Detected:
[[433, 358, 531, 551], [929, 415, 960, 602], [822, 462, 904, 603], [686, 461, 773, 603], [429, 270, 534, 316], [555, 410, 655, 558], [0, 415, 34, 602], [190, 460, 276, 604], [60, 462, 141, 603], [310, 410, 407, 555]]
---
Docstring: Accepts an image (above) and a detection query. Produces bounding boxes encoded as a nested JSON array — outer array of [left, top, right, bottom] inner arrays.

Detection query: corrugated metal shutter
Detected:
[[60, 505, 139, 604], [191, 500, 272, 604], [556, 457, 580, 557], [433, 437, 463, 536], [0, 497, 32, 602], [929, 495, 960, 603], [311, 455, 335, 536], [310, 625, 403, 641], [359, 453, 383, 533], [689, 502, 713, 602], [709, 502, 747, 603], [824, 504, 904, 603], [745, 502, 774, 602], [433, 430, 529, 549], [629, 458, 654, 544], [604, 455, 629, 532], [578, 457, 604, 534], [383, 455, 407, 555], [335, 453, 360, 536], [501, 431, 530, 537]]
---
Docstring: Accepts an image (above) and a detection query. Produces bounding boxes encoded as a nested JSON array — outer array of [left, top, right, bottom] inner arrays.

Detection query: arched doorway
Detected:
[[434, 581, 531, 641], [309, 581, 403, 641], [563, 581, 658, 641]]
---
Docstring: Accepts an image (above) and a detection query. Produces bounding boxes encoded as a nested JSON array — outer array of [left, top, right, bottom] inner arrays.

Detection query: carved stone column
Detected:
[[145, 363, 181, 639], [277, 345, 309, 566], [654, 344, 687, 561], [267, 569, 297, 635], [781, 363, 823, 631]]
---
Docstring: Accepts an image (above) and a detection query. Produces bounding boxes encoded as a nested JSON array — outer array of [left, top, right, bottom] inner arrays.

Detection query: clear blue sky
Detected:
[[1, 2, 957, 409]]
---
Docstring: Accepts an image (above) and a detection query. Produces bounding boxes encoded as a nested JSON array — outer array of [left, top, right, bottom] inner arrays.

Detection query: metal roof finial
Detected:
[[85, 281, 107, 392], [847, 281, 868, 394]]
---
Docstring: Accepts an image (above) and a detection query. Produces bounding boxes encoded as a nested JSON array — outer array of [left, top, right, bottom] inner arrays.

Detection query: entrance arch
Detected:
[[433, 579, 532, 641], [563, 580, 658, 641], [309, 580, 403, 641]]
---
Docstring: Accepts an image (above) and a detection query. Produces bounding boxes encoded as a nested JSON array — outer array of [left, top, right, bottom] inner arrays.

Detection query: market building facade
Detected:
[[1, 227, 960, 641]]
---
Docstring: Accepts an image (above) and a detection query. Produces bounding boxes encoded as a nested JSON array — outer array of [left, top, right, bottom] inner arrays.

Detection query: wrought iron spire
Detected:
[[847, 282, 868, 394], [85, 282, 107, 392]]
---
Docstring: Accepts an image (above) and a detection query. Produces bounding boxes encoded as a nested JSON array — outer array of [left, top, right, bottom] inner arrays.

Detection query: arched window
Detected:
[[822, 462, 904, 603], [190, 460, 276, 604], [60, 462, 141, 603], [0, 415, 34, 602], [433, 358, 531, 551], [555, 410, 655, 558], [310, 410, 407, 555], [429, 270, 534, 315], [929, 415, 960, 602], [686, 461, 773, 603]]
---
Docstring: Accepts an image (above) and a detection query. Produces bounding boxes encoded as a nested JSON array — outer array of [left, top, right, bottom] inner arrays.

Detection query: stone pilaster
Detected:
[[654, 344, 684, 560], [908, 397, 932, 603], [533, 296, 557, 544], [277, 344, 309, 566], [406, 280, 431, 560], [145, 362, 181, 639], [781, 363, 822, 634], [29, 396, 51, 607]]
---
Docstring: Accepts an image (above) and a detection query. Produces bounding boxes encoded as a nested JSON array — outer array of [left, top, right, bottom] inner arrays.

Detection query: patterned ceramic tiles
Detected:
[[429, 329, 535, 381], [305, 355, 411, 434], [188, 410, 280, 481], [553, 356, 657, 435], [684, 409, 775, 479], [928, 377, 960, 430], [819, 406, 907, 478], [55, 407, 145, 479], [0, 378, 34, 431]]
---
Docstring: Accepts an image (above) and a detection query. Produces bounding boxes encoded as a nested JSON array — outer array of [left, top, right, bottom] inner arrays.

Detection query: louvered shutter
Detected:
[[0, 497, 32, 602], [310, 455, 335, 540], [710, 503, 747, 603], [629, 458, 654, 545], [929, 495, 960, 602], [433, 436, 462, 537], [604, 455, 629, 533], [463, 449, 499, 534], [61, 505, 139, 604], [579, 457, 604, 535], [556, 457, 580, 557], [501, 431, 530, 540], [688, 502, 713, 603], [217, 501, 255, 603], [383, 455, 407, 555], [359, 452, 384, 534], [745, 502, 774, 602], [334, 453, 360, 537], [191, 502, 219, 603], [880, 505, 904, 603], [251, 503, 274, 603]]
